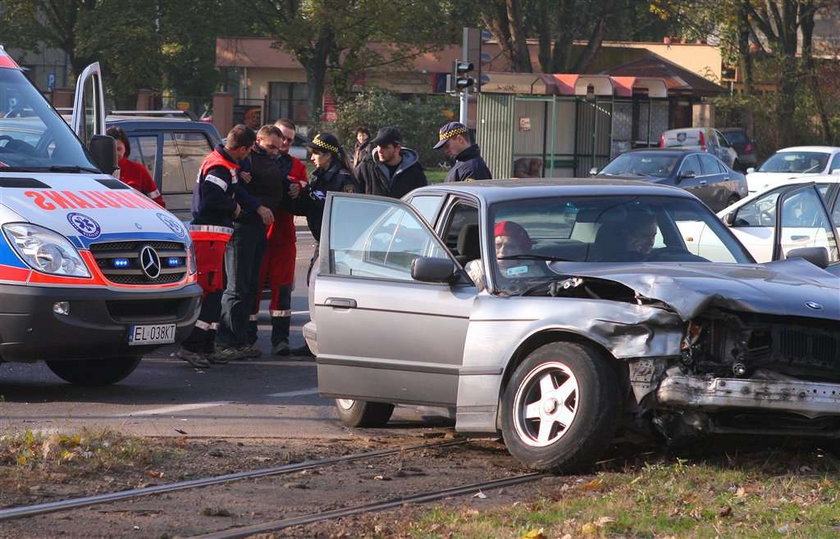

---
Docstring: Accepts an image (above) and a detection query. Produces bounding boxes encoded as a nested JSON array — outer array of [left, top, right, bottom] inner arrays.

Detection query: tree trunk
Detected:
[[506, 0, 532, 72], [736, 0, 753, 94], [800, 6, 833, 143], [572, 15, 608, 73]]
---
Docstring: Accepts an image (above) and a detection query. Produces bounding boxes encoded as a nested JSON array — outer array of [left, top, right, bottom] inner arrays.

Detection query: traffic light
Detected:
[[451, 60, 474, 92]]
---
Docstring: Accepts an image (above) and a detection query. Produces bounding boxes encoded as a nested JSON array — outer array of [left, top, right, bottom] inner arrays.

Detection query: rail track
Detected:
[[0, 437, 547, 538], [0, 439, 466, 521]]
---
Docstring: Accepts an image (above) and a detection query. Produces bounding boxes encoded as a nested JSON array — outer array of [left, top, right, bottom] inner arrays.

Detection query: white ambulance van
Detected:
[[0, 47, 201, 385]]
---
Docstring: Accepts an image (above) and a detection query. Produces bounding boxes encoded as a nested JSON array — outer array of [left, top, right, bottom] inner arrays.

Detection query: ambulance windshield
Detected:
[[0, 68, 100, 172]]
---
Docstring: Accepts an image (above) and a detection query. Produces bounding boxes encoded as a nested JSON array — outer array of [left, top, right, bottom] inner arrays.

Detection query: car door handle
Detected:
[[325, 297, 357, 309], [699, 180, 707, 185], [791, 235, 810, 241]]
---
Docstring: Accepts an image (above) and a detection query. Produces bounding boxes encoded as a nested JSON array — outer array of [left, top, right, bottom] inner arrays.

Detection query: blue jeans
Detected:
[[217, 221, 266, 348]]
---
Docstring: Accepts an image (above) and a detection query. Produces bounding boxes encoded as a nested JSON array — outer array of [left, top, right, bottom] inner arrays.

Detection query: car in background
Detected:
[[106, 112, 223, 221], [659, 127, 738, 169], [714, 177, 840, 266], [719, 127, 757, 170], [306, 179, 840, 471], [593, 149, 747, 211], [745, 146, 840, 194]]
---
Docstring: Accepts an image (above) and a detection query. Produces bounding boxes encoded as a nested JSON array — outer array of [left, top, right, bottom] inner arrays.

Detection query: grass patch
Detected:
[[400, 447, 840, 538], [426, 168, 448, 184], [0, 428, 186, 497]]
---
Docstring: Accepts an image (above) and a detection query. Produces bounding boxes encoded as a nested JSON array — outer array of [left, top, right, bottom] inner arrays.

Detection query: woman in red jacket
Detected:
[[106, 127, 165, 207]]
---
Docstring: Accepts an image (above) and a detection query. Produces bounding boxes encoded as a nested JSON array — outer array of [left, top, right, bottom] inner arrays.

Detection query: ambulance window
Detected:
[[162, 133, 188, 193], [173, 132, 212, 193], [129, 135, 159, 186]]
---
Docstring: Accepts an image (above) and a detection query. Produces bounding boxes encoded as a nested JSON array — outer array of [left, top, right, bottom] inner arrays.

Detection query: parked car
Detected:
[[746, 146, 840, 194], [659, 127, 738, 169], [593, 149, 747, 211], [714, 176, 840, 265], [305, 179, 840, 471], [106, 112, 223, 221], [719, 127, 757, 170]]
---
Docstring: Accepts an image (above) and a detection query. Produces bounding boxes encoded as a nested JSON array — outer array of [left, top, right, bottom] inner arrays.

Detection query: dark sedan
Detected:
[[594, 149, 748, 212]]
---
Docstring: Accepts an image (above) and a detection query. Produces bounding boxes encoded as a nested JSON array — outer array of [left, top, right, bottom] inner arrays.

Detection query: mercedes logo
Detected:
[[805, 301, 823, 311], [139, 245, 161, 279]]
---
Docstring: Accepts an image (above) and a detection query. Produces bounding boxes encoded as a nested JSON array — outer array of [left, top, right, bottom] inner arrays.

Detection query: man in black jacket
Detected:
[[215, 125, 283, 361], [356, 126, 427, 199], [434, 121, 492, 183]]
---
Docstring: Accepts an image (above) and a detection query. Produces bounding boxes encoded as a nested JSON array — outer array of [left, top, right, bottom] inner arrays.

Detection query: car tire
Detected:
[[45, 357, 142, 386], [726, 194, 740, 207], [335, 399, 395, 427], [500, 342, 620, 472]]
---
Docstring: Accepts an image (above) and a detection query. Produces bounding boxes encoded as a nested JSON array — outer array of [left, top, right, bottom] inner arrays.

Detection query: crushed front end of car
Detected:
[[544, 259, 840, 444]]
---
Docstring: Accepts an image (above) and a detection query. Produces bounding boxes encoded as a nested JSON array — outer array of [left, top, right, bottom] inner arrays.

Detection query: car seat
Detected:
[[589, 221, 628, 262], [455, 223, 480, 266]]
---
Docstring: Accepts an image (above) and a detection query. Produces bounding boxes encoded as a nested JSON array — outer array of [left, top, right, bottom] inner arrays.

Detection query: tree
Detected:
[[479, 0, 654, 74], [248, 0, 466, 123], [0, 0, 97, 78]]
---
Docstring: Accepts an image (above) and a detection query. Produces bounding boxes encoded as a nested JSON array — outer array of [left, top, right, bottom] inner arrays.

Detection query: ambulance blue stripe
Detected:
[[0, 235, 27, 268], [71, 231, 189, 249]]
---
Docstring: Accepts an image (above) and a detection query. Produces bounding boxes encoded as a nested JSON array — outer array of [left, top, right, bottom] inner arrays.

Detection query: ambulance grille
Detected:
[[90, 241, 188, 285]]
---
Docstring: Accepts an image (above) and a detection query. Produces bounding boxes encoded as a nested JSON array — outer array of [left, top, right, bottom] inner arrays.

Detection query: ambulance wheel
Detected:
[[335, 399, 394, 427], [46, 356, 142, 386]]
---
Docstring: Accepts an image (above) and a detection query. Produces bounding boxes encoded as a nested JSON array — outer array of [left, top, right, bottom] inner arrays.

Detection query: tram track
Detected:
[[0, 439, 466, 522], [192, 472, 545, 539]]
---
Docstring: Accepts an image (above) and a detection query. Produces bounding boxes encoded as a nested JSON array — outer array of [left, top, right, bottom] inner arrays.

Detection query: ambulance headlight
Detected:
[[2, 223, 90, 278], [186, 240, 197, 275]]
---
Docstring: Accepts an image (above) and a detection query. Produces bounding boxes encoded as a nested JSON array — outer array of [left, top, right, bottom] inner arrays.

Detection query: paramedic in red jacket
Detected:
[[248, 118, 307, 355], [106, 126, 165, 207]]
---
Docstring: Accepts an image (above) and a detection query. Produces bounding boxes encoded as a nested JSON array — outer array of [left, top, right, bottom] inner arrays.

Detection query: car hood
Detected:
[[0, 173, 189, 248], [547, 259, 840, 321], [746, 171, 815, 192]]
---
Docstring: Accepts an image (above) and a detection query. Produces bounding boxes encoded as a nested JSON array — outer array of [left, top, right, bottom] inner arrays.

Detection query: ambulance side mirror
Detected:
[[89, 135, 117, 174]]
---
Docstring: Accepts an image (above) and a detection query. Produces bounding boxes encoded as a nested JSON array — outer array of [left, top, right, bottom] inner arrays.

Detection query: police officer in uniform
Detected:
[[433, 121, 492, 182]]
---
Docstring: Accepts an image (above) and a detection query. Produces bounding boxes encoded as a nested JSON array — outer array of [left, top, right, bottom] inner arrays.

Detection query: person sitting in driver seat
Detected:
[[494, 220, 535, 276]]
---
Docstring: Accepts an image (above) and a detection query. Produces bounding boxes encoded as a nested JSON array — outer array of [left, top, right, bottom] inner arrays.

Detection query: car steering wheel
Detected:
[[4, 107, 28, 118], [646, 246, 696, 262]]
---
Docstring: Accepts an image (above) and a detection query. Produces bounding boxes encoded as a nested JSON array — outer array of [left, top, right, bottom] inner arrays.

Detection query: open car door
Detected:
[[313, 193, 476, 407], [71, 62, 106, 145], [771, 183, 840, 275]]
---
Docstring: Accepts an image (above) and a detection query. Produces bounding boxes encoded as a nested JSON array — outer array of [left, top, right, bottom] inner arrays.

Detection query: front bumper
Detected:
[[657, 374, 840, 419], [0, 283, 201, 362]]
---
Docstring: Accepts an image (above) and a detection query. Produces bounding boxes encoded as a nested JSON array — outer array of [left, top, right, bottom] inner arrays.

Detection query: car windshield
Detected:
[[757, 151, 828, 174], [0, 68, 99, 171], [488, 195, 753, 295], [598, 153, 679, 178]]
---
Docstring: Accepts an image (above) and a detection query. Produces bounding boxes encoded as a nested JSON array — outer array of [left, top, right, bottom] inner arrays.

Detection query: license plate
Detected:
[[129, 324, 176, 346]]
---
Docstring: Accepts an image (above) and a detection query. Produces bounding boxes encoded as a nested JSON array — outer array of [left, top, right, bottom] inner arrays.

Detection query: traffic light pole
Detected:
[[459, 87, 468, 125]]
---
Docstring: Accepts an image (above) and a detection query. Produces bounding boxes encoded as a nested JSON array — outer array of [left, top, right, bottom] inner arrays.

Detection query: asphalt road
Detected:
[[0, 228, 452, 440]]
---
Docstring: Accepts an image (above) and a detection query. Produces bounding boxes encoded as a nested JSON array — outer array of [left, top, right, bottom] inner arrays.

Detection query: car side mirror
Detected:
[[89, 134, 117, 174], [589, 166, 598, 176], [785, 246, 829, 269], [722, 212, 735, 226], [746, 167, 755, 174], [411, 256, 458, 283], [678, 171, 695, 182]]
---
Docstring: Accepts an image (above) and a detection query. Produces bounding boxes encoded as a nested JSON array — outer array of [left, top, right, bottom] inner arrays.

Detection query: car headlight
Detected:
[[186, 239, 197, 275], [2, 223, 91, 278]]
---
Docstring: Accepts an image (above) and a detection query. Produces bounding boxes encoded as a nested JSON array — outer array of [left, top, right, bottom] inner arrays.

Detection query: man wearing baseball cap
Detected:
[[434, 121, 491, 183], [356, 126, 427, 199]]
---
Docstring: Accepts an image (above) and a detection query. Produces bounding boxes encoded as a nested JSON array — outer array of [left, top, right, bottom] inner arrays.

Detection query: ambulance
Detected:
[[0, 47, 201, 385]]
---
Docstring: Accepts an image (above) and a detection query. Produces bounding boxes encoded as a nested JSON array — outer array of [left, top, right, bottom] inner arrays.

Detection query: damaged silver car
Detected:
[[307, 180, 840, 471]]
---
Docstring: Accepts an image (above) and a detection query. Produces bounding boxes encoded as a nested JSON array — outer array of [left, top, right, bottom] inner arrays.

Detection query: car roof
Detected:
[[412, 178, 697, 204], [774, 146, 840, 153], [105, 117, 222, 139], [622, 148, 695, 156], [717, 176, 840, 216]]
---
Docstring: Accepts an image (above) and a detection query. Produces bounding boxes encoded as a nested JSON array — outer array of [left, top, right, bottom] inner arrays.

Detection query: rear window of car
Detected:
[[723, 130, 748, 144], [662, 130, 701, 147]]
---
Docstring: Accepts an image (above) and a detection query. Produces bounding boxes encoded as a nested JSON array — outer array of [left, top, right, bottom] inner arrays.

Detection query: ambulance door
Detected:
[[71, 62, 106, 145]]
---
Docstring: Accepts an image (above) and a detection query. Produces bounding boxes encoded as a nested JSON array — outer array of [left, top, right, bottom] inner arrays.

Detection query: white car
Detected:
[[746, 146, 840, 194], [715, 176, 840, 263]]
